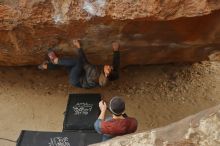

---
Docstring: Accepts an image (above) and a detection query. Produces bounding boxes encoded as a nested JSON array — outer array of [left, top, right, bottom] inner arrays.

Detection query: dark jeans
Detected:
[[58, 58, 84, 87], [47, 57, 83, 87], [47, 48, 89, 87]]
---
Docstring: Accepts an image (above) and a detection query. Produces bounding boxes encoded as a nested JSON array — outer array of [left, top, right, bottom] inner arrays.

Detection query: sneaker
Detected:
[[38, 61, 48, 70]]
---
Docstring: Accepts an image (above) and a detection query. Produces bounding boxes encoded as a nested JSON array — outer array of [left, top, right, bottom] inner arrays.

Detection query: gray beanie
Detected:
[[109, 96, 125, 116]]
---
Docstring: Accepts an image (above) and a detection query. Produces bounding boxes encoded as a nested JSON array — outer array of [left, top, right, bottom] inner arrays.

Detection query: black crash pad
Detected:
[[63, 94, 101, 131], [17, 130, 102, 146]]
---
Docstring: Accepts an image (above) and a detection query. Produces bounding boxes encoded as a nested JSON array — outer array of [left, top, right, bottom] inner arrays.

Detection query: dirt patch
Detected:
[[0, 61, 220, 146]]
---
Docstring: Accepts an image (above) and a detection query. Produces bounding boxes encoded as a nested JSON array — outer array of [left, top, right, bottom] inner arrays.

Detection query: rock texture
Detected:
[[91, 104, 220, 146], [0, 0, 220, 66]]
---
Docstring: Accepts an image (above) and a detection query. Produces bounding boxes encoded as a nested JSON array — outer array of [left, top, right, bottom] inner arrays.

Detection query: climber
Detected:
[[94, 96, 138, 141], [38, 40, 120, 88]]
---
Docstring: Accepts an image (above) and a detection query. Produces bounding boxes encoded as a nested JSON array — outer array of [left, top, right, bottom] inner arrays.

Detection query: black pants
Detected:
[[47, 48, 89, 87], [57, 58, 83, 87]]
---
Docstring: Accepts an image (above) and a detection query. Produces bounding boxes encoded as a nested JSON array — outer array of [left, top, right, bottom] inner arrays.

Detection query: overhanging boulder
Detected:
[[0, 0, 220, 66]]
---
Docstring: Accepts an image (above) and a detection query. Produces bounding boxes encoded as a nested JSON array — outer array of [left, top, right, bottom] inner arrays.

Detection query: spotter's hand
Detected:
[[99, 100, 107, 112]]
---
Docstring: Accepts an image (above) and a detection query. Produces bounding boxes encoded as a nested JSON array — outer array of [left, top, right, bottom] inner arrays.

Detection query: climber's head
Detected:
[[104, 65, 113, 77]]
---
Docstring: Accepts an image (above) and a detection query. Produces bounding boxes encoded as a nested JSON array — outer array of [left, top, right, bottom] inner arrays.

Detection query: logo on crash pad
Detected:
[[72, 103, 93, 115], [48, 137, 70, 146]]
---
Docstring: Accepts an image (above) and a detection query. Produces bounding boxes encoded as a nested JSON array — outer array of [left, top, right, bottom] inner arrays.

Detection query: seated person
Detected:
[[94, 96, 138, 141], [38, 40, 120, 88]]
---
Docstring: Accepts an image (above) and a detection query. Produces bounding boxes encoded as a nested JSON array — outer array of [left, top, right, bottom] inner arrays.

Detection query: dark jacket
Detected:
[[108, 51, 120, 81], [78, 48, 120, 88]]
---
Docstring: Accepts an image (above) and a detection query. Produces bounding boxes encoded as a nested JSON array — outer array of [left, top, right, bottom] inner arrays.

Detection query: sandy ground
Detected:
[[0, 61, 220, 146]]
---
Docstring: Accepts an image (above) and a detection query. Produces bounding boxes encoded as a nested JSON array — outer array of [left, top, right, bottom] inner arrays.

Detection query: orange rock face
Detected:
[[0, 0, 220, 66]]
